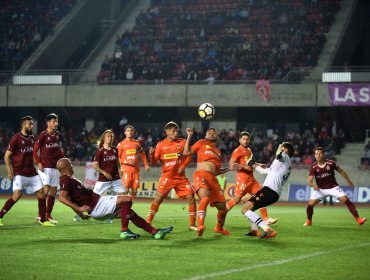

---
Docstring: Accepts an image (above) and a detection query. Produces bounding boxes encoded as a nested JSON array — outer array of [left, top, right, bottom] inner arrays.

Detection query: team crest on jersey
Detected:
[[22, 141, 24, 144], [57, 136, 59, 140], [176, 145, 180, 150], [327, 166, 330, 170], [104, 151, 107, 154], [47, 137, 50, 140]]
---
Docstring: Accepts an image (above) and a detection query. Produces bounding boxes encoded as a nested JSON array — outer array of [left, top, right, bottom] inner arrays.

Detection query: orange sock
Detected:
[[189, 203, 197, 226], [197, 197, 209, 228], [259, 207, 268, 220], [146, 201, 160, 224], [216, 210, 228, 229], [226, 199, 237, 211]]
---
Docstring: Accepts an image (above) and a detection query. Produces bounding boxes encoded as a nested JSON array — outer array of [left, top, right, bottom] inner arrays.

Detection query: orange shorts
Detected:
[[122, 167, 139, 189], [157, 175, 193, 198], [234, 174, 261, 198], [193, 170, 225, 206]]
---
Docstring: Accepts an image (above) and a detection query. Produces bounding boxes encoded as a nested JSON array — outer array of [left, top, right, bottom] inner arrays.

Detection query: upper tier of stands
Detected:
[[0, 0, 76, 71], [98, 0, 341, 83]]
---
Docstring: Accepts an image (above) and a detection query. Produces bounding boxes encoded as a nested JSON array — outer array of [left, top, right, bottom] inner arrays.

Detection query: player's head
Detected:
[[124, 125, 135, 138], [314, 147, 325, 161], [97, 129, 114, 148], [239, 131, 250, 147], [20, 116, 33, 135], [56, 158, 73, 175], [282, 142, 294, 157], [45, 113, 58, 131], [164, 121, 179, 141], [205, 127, 217, 142]]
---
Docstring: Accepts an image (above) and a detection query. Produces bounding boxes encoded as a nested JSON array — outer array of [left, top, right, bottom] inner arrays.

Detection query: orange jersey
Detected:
[[117, 138, 148, 171], [231, 145, 254, 175], [191, 139, 221, 173], [151, 138, 191, 178]]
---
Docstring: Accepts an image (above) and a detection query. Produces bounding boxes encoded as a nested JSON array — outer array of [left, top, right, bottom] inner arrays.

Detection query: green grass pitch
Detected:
[[0, 198, 369, 280]]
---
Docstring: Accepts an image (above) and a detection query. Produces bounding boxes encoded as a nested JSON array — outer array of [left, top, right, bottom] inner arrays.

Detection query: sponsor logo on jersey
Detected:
[[126, 149, 137, 155], [164, 153, 179, 159], [45, 143, 60, 148], [20, 147, 33, 153], [103, 155, 117, 161]]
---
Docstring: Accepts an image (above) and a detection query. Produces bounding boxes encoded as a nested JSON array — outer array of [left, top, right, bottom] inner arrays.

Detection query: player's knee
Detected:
[[35, 189, 46, 199]]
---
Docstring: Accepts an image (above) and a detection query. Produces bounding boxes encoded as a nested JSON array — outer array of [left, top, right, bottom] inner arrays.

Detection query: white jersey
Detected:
[[256, 152, 292, 196]]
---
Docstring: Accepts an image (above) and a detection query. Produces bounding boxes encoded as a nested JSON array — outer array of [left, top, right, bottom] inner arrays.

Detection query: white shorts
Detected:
[[90, 195, 117, 220], [93, 179, 124, 195], [12, 175, 43, 193], [38, 168, 59, 188], [310, 186, 347, 200]]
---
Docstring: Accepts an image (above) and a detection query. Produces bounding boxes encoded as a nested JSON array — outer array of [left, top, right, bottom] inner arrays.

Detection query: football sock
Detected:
[[226, 199, 236, 211], [46, 195, 55, 218], [147, 201, 160, 224], [189, 203, 196, 226], [197, 197, 209, 228], [344, 199, 359, 218], [245, 210, 269, 231], [249, 220, 259, 231], [130, 209, 157, 234], [120, 200, 133, 231], [0, 198, 16, 218], [38, 198, 47, 222], [306, 205, 314, 220], [216, 210, 227, 230], [260, 207, 268, 220]]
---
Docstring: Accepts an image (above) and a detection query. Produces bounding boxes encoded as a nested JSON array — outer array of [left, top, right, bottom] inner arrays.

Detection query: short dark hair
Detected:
[[45, 113, 58, 122], [164, 121, 179, 130], [239, 131, 250, 138], [20, 116, 33, 128], [282, 142, 294, 157], [315, 147, 325, 153]]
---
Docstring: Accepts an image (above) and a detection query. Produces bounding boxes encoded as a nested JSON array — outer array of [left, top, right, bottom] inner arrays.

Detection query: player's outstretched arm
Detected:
[[337, 166, 354, 187], [183, 128, 193, 156]]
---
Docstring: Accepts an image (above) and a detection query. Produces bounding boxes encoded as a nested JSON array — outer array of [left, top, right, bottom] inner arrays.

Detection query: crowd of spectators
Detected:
[[97, 0, 341, 83], [0, 118, 348, 168], [0, 0, 76, 71]]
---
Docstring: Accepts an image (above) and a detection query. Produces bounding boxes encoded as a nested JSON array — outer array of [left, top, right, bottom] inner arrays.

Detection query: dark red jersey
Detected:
[[60, 175, 100, 209], [94, 147, 120, 182], [34, 130, 64, 168], [7, 133, 37, 177], [309, 159, 339, 189]]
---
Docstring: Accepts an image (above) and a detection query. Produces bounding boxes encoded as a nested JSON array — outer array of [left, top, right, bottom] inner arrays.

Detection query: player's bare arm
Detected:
[[336, 165, 354, 187], [307, 175, 319, 190], [183, 128, 193, 156], [93, 161, 112, 180], [59, 190, 92, 215], [117, 159, 123, 177], [4, 150, 14, 180]]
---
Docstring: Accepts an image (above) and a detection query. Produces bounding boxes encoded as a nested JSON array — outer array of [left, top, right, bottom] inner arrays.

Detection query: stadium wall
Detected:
[[0, 83, 330, 107]]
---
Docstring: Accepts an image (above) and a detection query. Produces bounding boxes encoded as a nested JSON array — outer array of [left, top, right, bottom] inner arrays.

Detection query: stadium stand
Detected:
[[97, 0, 341, 83], [0, 0, 76, 71]]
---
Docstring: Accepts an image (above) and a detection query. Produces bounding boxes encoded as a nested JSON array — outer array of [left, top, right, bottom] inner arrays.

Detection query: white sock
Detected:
[[249, 220, 258, 231], [245, 210, 270, 231]]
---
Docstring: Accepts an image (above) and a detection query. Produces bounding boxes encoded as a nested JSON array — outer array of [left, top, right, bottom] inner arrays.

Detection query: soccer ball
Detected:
[[198, 103, 215, 120]]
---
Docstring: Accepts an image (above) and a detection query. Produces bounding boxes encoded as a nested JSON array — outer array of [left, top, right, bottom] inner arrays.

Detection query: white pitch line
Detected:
[[184, 242, 370, 280]]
